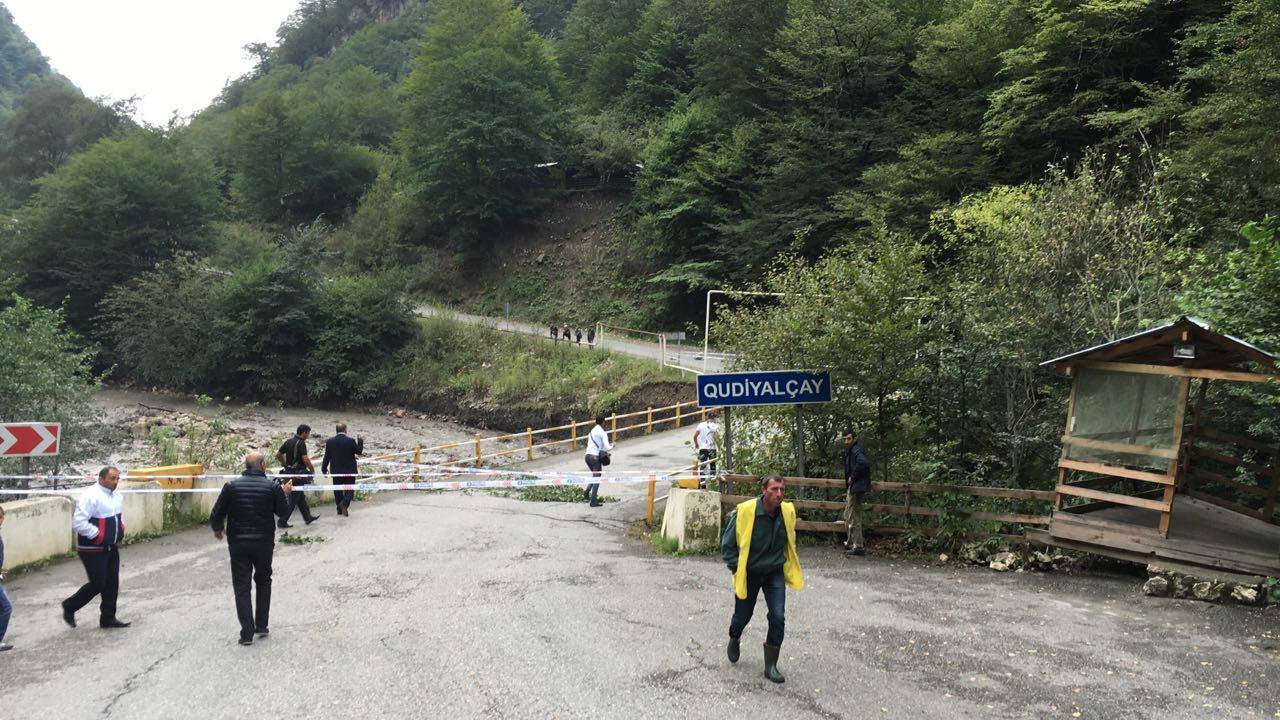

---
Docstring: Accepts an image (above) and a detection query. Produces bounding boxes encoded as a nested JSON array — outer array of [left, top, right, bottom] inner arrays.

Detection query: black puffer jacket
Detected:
[[210, 469, 290, 543]]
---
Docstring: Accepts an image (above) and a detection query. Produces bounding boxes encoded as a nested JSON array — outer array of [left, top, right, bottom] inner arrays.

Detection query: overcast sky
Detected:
[[5, 0, 302, 125]]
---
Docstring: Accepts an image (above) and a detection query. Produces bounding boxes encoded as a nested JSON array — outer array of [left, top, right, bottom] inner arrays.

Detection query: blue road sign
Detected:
[[697, 370, 832, 408]]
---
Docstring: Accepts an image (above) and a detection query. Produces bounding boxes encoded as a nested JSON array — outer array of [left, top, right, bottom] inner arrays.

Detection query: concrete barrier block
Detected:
[[661, 488, 722, 552], [172, 475, 224, 522], [119, 481, 164, 537], [0, 496, 74, 570], [301, 485, 335, 508]]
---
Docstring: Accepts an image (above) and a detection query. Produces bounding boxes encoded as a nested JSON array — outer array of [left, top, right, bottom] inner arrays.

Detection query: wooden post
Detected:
[[1159, 376, 1192, 537], [570, 420, 577, 451], [794, 405, 806, 477], [1055, 374, 1082, 511], [647, 407, 653, 435], [675, 403, 682, 428], [474, 434, 482, 468], [413, 443, 422, 482], [610, 412, 617, 443], [1265, 448, 1280, 524], [700, 408, 707, 422], [526, 428, 534, 461], [647, 477, 656, 524]]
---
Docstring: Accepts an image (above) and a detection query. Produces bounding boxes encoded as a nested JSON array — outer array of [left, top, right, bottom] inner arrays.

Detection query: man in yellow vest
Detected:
[[720, 474, 804, 683]]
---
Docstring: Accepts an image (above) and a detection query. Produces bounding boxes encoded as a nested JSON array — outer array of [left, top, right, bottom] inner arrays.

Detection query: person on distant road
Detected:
[[587, 326, 596, 347], [583, 414, 613, 508], [693, 410, 721, 487], [276, 424, 319, 528], [322, 422, 364, 516], [210, 452, 292, 646], [550, 324, 558, 342], [575, 327, 583, 344], [0, 505, 12, 651], [720, 475, 803, 683], [562, 324, 572, 342], [61, 467, 131, 631], [841, 428, 872, 556]]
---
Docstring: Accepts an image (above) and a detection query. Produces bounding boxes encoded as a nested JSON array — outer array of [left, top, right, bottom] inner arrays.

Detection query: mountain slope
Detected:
[[0, 3, 67, 123]]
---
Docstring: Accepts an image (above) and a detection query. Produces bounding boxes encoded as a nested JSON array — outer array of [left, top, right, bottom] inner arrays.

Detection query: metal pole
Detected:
[[794, 405, 805, 477], [724, 406, 733, 476], [21, 456, 30, 490], [703, 290, 715, 373]]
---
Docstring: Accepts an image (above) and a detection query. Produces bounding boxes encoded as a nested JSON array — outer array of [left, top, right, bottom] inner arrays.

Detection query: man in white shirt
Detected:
[[62, 466, 131, 629], [584, 414, 614, 507], [693, 411, 721, 487]]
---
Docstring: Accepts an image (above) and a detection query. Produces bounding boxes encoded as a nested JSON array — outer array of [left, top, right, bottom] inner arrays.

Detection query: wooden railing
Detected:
[[720, 474, 1054, 537], [1185, 426, 1280, 524]]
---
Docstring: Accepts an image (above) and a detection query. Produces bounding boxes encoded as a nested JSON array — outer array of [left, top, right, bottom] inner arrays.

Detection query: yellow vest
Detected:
[[733, 498, 804, 600]]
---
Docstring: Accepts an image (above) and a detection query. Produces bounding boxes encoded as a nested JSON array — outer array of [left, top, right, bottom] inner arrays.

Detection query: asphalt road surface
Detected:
[[2, 485, 1277, 718]]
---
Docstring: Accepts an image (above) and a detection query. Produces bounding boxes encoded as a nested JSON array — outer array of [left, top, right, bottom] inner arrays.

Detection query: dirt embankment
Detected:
[[382, 380, 694, 434]]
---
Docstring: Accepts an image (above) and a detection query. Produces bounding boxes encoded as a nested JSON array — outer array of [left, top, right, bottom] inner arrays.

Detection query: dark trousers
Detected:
[[229, 542, 274, 639], [64, 548, 120, 622], [0, 582, 11, 641], [333, 483, 354, 511], [282, 489, 314, 523], [584, 454, 603, 503], [729, 569, 786, 647], [698, 449, 718, 483]]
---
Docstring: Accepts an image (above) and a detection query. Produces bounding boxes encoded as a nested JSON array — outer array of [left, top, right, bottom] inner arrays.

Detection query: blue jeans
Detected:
[[584, 454, 602, 503], [0, 582, 11, 642], [729, 570, 785, 646]]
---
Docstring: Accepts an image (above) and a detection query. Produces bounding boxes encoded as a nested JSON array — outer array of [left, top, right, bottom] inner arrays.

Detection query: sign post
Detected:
[[1, 422, 62, 491], [696, 370, 831, 478]]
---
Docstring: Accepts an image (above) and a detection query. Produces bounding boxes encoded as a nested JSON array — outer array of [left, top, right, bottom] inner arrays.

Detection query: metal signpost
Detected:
[[696, 370, 832, 477], [0, 422, 62, 490]]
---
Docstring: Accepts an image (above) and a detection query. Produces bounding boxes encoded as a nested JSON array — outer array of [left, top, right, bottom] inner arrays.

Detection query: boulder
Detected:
[[988, 551, 1020, 572], [1142, 576, 1171, 597], [1230, 585, 1261, 605], [1191, 581, 1224, 602]]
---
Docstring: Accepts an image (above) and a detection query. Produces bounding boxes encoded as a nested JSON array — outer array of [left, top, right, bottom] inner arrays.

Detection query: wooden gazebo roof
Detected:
[[1040, 317, 1280, 383]]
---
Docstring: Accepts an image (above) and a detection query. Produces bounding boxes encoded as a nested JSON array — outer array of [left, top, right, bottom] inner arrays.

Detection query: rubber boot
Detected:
[[727, 634, 740, 664], [763, 643, 785, 684]]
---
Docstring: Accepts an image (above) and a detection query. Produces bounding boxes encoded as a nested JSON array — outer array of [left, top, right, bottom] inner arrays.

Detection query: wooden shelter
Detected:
[[1031, 317, 1280, 577]]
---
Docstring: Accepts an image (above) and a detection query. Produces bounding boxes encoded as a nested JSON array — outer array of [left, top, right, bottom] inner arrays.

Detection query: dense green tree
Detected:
[[400, 0, 565, 241], [0, 295, 102, 474], [2, 131, 219, 328], [691, 0, 788, 111], [559, 0, 648, 108], [0, 82, 132, 206], [0, 4, 63, 123]]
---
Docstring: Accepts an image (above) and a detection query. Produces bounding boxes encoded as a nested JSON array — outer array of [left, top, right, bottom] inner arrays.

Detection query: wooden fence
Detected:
[[1185, 426, 1280, 524], [720, 474, 1055, 539]]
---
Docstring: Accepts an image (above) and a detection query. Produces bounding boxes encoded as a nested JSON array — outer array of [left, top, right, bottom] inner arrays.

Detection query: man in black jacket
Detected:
[[322, 422, 364, 516], [276, 424, 318, 528], [841, 429, 872, 556], [211, 452, 292, 646]]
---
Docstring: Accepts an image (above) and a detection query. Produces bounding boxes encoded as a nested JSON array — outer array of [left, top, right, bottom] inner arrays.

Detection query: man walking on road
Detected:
[[276, 424, 319, 528], [693, 410, 721, 486], [61, 467, 131, 630], [841, 429, 872, 556], [584, 414, 613, 508], [323, 423, 364, 516], [210, 452, 292, 645], [721, 475, 803, 683]]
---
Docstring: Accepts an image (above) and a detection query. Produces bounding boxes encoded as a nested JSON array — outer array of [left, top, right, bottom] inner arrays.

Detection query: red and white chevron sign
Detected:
[[0, 422, 61, 457]]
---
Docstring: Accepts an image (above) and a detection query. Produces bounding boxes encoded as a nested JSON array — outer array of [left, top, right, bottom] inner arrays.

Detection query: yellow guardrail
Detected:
[[126, 464, 204, 490]]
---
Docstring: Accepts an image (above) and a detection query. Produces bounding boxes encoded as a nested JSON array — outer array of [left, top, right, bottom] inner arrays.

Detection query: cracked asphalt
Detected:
[[1, 481, 1278, 718]]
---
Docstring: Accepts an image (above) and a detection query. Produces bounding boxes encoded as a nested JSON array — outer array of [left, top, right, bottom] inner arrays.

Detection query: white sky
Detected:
[[5, 0, 302, 125]]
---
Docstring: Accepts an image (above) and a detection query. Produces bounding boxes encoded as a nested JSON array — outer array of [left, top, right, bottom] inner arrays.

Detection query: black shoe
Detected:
[[239, 636, 253, 646], [277, 521, 294, 529], [61, 603, 76, 628], [727, 635, 740, 664], [304, 516, 318, 525], [100, 618, 131, 629], [589, 500, 603, 507], [0, 642, 13, 651], [763, 643, 785, 684], [255, 628, 270, 638]]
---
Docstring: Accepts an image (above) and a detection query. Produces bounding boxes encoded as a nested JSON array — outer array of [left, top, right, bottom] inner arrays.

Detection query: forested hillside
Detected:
[[1, 0, 1278, 485], [0, 3, 64, 123]]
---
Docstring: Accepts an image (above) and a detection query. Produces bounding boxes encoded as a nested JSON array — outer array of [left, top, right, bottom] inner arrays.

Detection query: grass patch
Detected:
[[279, 532, 325, 545], [648, 529, 718, 557], [396, 315, 690, 415]]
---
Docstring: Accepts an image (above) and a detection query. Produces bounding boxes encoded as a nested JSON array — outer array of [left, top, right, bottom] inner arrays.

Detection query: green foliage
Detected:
[[279, 531, 325, 545], [101, 224, 415, 402], [2, 131, 219, 329], [0, 81, 133, 207], [400, 0, 566, 241], [397, 315, 688, 418], [0, 5, 63, 124], [146, 417, 241, 471], [0, 295, 102, 475]]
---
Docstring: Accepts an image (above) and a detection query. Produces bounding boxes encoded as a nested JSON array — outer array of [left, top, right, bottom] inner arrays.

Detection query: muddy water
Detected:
[[87, 388, 527, 474]]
